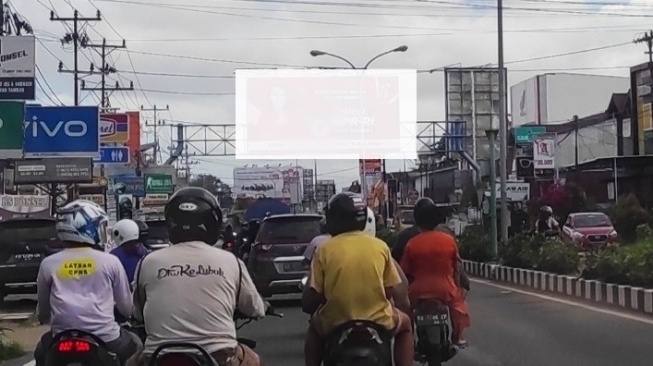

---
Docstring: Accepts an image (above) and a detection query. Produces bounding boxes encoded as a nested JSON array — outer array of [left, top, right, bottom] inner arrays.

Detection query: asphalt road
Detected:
[[6, 280, 653, 366]]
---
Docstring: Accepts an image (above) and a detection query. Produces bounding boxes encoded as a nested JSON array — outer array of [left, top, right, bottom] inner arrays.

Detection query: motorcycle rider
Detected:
[[110, 219, 150, 284], [34, 200, 142, 366], [535, 205, 559, 234], [400, 197, 471, 346], [302, 193, 414, 366], [126, 187, 267, 366]]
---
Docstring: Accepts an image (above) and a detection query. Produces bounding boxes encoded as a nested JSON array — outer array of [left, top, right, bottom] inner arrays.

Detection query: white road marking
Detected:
[[471, 278, 653, 326], [22, 361, 35, 366]]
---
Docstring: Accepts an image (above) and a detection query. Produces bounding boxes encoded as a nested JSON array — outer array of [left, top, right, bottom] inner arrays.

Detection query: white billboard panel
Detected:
[[510, 76, 538, 127], [233, 166, 303, 204], [235, 69, 417, 160]]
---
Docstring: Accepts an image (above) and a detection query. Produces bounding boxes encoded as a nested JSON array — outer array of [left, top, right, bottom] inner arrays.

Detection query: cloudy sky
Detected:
[[8, 0, 653, 189]]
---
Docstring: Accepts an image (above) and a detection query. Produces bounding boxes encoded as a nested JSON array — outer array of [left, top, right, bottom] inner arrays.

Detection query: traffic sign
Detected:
[[515, 126, 546, 146], [96, 147, 130, 164]]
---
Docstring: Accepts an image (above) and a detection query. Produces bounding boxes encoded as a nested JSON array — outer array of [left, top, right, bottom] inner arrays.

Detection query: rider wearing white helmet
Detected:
[[110, 219, 149, 284], [34, 200, 142, 366]]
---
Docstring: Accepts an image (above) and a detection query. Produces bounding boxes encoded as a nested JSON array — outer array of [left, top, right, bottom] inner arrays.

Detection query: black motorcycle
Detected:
[[144, 307, 283, 366], [413, 299, 458, 366], [45, 329, 121, 366], [322, 320, 394, 366]]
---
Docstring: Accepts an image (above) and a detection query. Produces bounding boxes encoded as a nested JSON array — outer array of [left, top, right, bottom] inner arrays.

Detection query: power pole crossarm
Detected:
[[51, 9, 102, 106], [80, 38, 129, 108], [635, 31, 653, 64]]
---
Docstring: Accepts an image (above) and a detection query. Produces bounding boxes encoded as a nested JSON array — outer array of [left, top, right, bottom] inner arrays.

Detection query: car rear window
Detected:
[[146, 221, 169, 243], [0, 220, 57, 243], [257, 217, 321, 244]]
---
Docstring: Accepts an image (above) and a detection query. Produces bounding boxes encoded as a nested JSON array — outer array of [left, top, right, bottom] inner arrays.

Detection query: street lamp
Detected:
[[485, 128, 499, 260], [309, 46, 409, 225]]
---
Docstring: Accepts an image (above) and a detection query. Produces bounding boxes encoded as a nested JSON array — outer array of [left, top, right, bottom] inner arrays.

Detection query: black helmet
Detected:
[[165, 187, 223, 245], [325, 193, 366, 236], [414, 197, 444, 230]]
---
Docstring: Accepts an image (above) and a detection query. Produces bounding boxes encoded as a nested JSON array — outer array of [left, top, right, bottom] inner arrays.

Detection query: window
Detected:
[[257, 217, 321, 244], [0, 220, 57, 243], [572, 214, 612, 228]]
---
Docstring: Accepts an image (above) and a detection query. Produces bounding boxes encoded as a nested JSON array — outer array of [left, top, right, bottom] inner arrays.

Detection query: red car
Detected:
[[562, 212, 618, 251]]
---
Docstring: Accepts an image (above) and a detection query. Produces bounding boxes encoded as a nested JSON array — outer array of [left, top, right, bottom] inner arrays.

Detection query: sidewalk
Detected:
[[1, 320, 45, 352]]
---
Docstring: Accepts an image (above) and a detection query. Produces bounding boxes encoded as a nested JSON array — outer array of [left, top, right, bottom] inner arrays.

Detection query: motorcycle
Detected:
[[322, 320, 394, 366], [145, 306, 284, 366], [413, 299, 458, 366], [45, 329, 121, 366]]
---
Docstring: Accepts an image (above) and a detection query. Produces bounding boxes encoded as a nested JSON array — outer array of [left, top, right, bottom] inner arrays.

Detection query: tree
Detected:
[[189, 174, 234, 209]]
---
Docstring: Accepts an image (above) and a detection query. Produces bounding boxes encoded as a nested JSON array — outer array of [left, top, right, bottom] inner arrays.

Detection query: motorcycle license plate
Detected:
[[13, 253, 42, 262], [415, 314, 447, 326]]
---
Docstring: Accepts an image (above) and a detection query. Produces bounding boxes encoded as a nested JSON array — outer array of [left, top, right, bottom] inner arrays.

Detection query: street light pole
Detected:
[[498, 0, 509, 243], [309, 46, 408, 226], [486, 129, 499, 259]]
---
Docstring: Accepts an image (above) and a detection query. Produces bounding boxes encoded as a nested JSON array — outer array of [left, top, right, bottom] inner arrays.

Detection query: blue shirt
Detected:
[[110, 244, 149, 283]]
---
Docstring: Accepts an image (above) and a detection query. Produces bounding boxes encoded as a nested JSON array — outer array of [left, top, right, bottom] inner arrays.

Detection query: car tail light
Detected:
[[255, 244, 273, 252], [158, 354, 199, 366], [57, 340, 91, 353]]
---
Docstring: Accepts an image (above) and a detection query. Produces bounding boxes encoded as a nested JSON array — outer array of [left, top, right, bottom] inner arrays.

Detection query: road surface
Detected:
[[7, 280, 653, 366]]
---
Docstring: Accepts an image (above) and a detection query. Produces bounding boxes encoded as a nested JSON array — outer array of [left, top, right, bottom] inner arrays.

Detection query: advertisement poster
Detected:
[[359, 159, 383, 210], [233, 166, 302, 204], [0, 36, 36, 100], [533, 136, 556, 170], [0, 194, 50, 220]]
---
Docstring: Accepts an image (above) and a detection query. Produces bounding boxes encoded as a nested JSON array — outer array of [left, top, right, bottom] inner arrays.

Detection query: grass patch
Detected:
[[0, 327, 26, 360]]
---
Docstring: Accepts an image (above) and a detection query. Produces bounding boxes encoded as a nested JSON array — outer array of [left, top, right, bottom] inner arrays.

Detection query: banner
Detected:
[[24, 106, 100, 157], [359, 159, 383, 210], [0, 194, 50, 220], [126, 111, 142, 168], [533, 136, 556, 170], [0, 101, 24, 158], [0, 36, 36, 100], [233, 166, 302, 204]]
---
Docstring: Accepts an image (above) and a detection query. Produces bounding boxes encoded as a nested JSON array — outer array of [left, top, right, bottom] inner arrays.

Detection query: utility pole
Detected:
[[497, 0, 509, 244], [141, 105, 169, 165], [51, 9, 101, 106], [635, 31, 653, 64], [79, 38, 130, 109], [1, 0, 5, 35]]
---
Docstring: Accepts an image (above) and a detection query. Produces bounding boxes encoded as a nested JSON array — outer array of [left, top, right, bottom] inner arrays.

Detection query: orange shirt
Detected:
[[400, 230, 460, 304]]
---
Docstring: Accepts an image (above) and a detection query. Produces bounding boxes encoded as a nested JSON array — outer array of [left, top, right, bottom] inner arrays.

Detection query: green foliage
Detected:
[[535, 239, 581, 275], [376, 228, 398, 248], [0, 327, 25, 361], [610, 194, 652, 243], [583, 241, 653, 288], [636, 223, 653, 242], [498, 233, 580, 275], [499, 233, 541, 269], [457, 225, 493, 262]]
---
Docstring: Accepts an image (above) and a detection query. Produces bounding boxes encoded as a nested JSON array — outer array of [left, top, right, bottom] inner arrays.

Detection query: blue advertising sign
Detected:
[[112, 174, 145, 197], [23, 106, 100, 157], [95, 147, 130, 164]]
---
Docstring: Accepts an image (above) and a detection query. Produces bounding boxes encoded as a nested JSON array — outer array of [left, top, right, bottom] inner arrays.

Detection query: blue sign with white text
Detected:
[[23, 106, 100, 157], [96, 147, 130, 164]]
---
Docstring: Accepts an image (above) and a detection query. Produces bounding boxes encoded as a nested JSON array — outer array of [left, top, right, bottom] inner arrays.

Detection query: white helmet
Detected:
[[112, 219, 140, 247], [56, 200, 109, 249], [363, 207, 376, 237]]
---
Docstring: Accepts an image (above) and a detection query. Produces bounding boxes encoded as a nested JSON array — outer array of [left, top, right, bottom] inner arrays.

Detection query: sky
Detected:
[[7, 0, 653, 189]]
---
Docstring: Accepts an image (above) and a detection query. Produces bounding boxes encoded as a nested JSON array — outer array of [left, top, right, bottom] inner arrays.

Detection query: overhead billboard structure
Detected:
[[13, 158, 94, 184], [235, 69, 417, 160], [0, 36, 36, 100], [23, 106, 100, 157], [0, 101, 25, 159], [445, 67, 507, 162], [233, 165, 303, 204]]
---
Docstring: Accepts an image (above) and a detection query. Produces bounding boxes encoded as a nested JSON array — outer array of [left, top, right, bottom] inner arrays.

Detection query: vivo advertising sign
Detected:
[[23, 106, 100, 157]]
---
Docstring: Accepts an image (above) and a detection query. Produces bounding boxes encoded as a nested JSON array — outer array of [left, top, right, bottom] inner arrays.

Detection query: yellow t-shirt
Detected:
[[309, 231, 402, 335]]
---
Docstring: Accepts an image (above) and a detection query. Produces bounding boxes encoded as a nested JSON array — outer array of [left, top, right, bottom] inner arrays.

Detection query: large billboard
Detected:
[[235, 69, 417, 160], [0, 195, 50, 219], [14, 158, 94, 184], [0, 101, 25, 159], [23, 106, 100, 157], [233, 166, 303, 204], [0, 36, 36, 100], [445, 67, 507, 162], [510, 76, 539, 126]]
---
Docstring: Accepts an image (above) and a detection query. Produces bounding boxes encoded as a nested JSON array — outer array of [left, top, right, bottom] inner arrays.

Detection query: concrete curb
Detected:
[[462, 260, 653, 315]]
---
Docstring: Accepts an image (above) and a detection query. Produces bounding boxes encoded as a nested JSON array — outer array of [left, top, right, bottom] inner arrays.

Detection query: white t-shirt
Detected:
[[133, 241, 266, 354], [303, 234, 331, 262]]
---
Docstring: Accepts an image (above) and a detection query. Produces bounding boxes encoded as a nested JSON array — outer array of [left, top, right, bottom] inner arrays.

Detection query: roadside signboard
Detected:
[[494, 182, 530, 202], [0, 194, 50, 219], [0, 101, 24, 158], [78, 194, 106, 206], [141, 193, 168, 206], [145, 174, 173, 194], [0, 36, 36, 100], [24, 106, 100, 157], [112, 174, 145, 197], [13, 158, 94, 184], [515, 126, 546, 146], [95, 147, 130, 164]]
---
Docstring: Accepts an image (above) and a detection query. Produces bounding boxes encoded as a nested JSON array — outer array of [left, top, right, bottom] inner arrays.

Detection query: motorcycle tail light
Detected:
[[158, 354, 199, 366], [225, 242, 234, 248], [57, 340, 91, 353]]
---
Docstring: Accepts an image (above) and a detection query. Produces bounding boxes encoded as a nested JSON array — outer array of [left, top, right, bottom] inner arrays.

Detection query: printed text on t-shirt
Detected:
[[157, 264, 225, 279]]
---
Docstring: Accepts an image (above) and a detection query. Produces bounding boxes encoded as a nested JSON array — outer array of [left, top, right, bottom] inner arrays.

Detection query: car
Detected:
[[0, 217, 62, 302], [562, 212, 618, 251], [247, 213, 323, 297]]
